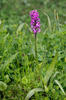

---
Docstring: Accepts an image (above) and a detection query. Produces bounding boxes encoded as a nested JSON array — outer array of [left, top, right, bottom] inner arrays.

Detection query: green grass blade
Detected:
[[25, 88, 44, 100], [43, 12, 52, 32]]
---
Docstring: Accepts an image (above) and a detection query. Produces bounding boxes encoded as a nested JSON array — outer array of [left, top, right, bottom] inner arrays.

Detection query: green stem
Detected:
[[35, 34, 37, 58]]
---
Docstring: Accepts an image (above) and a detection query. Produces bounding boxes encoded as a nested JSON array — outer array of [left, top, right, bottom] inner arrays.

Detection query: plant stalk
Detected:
[[35, 34, 37, 58]]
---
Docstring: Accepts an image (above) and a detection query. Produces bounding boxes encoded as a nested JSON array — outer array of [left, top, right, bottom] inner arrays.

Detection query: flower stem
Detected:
[[35, 34, 37, 58]]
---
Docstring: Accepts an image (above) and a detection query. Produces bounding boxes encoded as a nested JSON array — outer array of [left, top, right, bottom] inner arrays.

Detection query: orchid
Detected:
[[30, 10, 40, 58]]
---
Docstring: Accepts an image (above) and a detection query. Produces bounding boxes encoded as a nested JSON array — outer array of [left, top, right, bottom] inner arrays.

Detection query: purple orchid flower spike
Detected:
[[30, 10, 40, 35]]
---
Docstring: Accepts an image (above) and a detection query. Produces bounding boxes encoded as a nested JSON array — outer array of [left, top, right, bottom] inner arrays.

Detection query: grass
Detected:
[[0, 0, 66, 100]]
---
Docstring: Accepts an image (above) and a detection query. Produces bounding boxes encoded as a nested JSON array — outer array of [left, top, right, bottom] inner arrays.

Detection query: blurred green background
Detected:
[[0, 0, 66, 23]]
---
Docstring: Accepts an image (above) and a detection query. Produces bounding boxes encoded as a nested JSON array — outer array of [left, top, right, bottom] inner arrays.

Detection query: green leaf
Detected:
[[52, 71, 60, 78], [22, 76, 28, 85], [55, 80, 66, 95], [4, 33, 9, 42], [0, 81, 7, 91], [44, 54, 57, 85], [16, 23, 32, 35], [4, 75, 10, 83], [16, 23, 24, 35], [0, 53, 18, 72], [25, 88, 44, 100]]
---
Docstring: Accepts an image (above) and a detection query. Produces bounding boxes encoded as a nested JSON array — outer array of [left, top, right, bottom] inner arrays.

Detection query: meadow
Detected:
[[0, 0, 66, 100]]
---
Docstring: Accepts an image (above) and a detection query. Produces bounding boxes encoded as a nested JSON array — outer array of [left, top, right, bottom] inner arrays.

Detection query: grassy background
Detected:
[[0, 0, 66, 100]]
